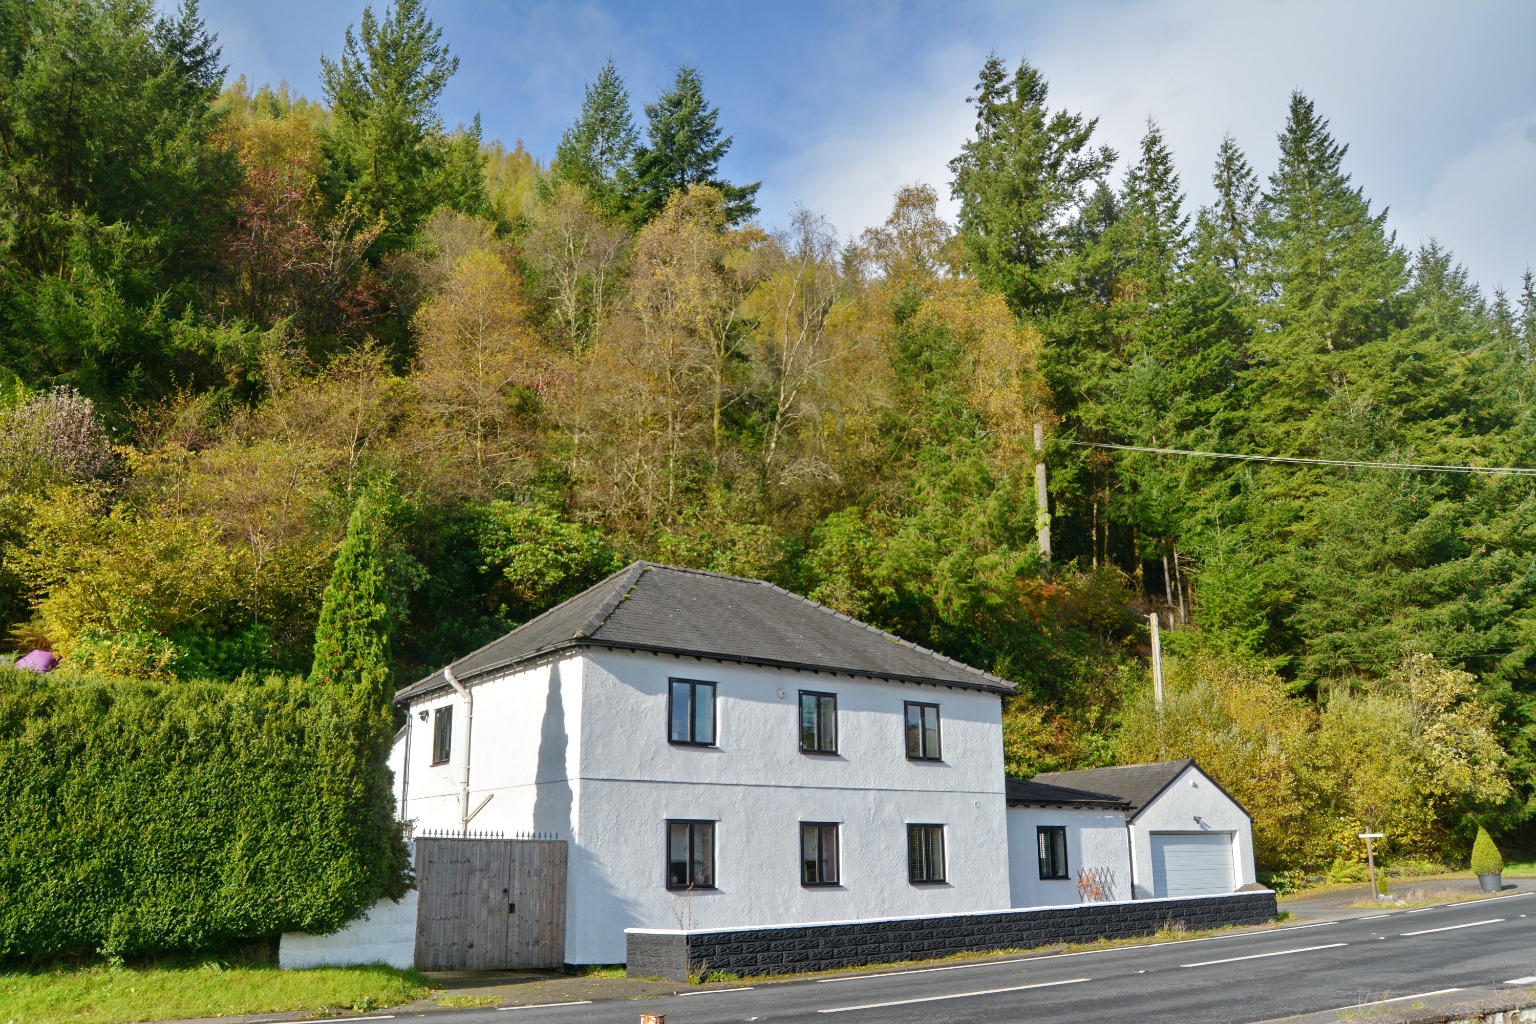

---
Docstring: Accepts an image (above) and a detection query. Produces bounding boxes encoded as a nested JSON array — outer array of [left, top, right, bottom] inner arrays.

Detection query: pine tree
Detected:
[[628, 66, 760, 224], [320, 0, 487, 248], [550, 58, 639, 216], [310, 488, 396, 713], [1520, 268, 1536, 348], [948, 55, 1115, 315], [1193, 134, 1262, 294]]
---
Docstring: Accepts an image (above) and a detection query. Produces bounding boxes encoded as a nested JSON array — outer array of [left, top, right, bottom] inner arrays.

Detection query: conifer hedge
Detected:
[[0, 667, 408, 960]]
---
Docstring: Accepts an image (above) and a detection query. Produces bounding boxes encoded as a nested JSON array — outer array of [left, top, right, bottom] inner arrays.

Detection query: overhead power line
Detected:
[[1070, 440, 1536, 477]]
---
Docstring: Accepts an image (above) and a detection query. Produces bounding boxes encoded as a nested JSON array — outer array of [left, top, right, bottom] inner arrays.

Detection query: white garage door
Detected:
[[1150, 832, 1235, 897]]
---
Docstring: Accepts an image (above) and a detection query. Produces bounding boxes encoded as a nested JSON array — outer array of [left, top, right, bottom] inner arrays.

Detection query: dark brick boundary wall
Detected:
[[626, 890, 1277, 979]]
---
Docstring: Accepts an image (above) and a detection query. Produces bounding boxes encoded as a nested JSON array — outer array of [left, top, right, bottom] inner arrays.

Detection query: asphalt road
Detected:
[[311, 893, 1536, 1024]]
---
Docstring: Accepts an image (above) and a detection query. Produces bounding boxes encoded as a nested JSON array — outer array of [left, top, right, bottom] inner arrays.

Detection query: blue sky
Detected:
[[198, 0, 1536, 294]]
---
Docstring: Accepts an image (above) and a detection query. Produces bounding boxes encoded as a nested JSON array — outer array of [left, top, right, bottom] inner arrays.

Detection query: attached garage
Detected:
[[1029, 759, 1256, 900], [1149, 831, 1236, 898]]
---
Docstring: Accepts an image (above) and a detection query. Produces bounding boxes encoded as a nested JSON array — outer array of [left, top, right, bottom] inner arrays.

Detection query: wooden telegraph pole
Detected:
[[1150, 611, 1164, 707], [1034, 423, 1052, 567]]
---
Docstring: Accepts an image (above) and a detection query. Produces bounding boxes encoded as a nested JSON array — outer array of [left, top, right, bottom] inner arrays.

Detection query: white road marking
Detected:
[[1405, 906, 1439, 913], [1359, 914, 1392, 920], [307, 1017, 396, 1023], [1182, 942, 1347, 967], [815, 922, 1340, 983], [679, 987, 755, 996], [817, 977, 1090, 1013], [1505, 976, 1536, 985], [1401, 918, 1504, 937], [498, 1001, 593, 1010], [1329, 988, 1464, 1010]]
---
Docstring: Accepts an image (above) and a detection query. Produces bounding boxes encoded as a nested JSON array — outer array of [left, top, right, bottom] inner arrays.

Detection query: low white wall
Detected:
[[1128, 764, 1256, 898], [279, 888, 418, 970], [1006, 806, 1131, 907]]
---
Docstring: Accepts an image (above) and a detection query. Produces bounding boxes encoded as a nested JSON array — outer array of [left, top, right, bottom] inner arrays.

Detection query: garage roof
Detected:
[[1030, 759, 1198, 818], [396, 561, 1018, 703], [1005, 777, 1130, 809]]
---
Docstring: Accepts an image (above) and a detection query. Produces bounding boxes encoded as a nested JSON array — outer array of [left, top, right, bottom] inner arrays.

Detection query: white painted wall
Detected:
[[1127, 764, 1255, 898], [1005, 807, 1132, 908], [566, 651, 1010, 965], [393, 655, 585, 840], [279, 890, 418, 969]]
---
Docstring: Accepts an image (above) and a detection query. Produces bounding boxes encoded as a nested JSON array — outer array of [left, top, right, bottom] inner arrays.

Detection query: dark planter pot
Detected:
[[1478, 872, 1502, 893]]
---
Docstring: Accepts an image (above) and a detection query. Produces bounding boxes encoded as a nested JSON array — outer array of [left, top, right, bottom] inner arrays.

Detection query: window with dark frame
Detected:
[[431, 705, 453, 765], [668, 679, 717, 746], [1037, 825, 1069, 880], [666, 819, 716, 889], [904, 701, 941, 760], [907, 823, 946, 883], [800, 822, 840, 886], [799, 691, 837, 754]]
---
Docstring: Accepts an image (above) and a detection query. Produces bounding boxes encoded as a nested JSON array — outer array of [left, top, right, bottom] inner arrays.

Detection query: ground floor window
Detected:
[[666, 819, 715, 889], [907, 823, 946, 883], [800, 822, 840, 886], [1038, 825, 1069, 879]]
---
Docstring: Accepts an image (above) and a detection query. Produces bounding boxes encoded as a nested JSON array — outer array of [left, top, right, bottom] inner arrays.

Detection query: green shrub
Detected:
[[1471, 826, 1504, 876], [0, 668, 408, 960], [1325, 857, 1366, 884]]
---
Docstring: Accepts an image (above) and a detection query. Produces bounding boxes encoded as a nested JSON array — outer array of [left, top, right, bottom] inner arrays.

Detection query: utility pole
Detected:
[[1150, 612, 1164, 707], [1034, 422, 1051, 566]]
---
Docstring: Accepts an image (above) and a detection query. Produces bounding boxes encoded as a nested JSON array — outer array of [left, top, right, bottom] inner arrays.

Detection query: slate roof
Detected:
[[396, 561, 1017, 703], [1028, 760, 1198, 818], [1005, 777, 1129, 809]]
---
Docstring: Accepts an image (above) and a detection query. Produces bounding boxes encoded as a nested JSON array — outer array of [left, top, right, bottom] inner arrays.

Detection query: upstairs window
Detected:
[[431, 705, 453, 766], [801, 822, 840, 886], [904, 702, 941, 761], [666, 820, 716, 889], [907, 823, 946, 883], [669, 679, 717, 746], [1038, 825, 1069, 880], [799, 691, 837, 754]]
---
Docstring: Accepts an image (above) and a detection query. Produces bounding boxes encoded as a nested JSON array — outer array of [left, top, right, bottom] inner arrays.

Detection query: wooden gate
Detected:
[[414, 837, 567, 970]]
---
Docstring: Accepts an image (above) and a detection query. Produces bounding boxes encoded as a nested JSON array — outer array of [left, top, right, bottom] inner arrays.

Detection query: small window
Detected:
[[799, 691, 837, 754], [904, 702, 941, 761], [669, 679, 717, 746], [907, 823, 946, 883], [801, 822, 840, 886], [1038, 825, 1069, 880], [666, 820, 716, 889], [431, 705, 453, 766]]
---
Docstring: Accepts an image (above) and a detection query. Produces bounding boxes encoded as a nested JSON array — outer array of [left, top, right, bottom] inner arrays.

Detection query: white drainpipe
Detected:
[[442, 665, 491, 835]]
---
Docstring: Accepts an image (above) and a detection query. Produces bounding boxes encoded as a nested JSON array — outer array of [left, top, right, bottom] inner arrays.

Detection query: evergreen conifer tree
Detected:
[[628, 66, 760, 224], [1193, 134, 1262, 294], [948, 55, 1115, 315], [310, 488, 396, 713], [320, 0, 487, 248], [550, 58, 639, 216], [1519, 268, 1536, 347], [1117, 119, 1189, 300]]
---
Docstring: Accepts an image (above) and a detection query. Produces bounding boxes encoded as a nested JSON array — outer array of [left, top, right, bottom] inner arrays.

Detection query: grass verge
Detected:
[[0, 962, 430, 1024]]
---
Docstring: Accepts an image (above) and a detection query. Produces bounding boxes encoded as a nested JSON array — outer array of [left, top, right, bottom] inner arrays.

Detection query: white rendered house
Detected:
[[389, 561, 1017, 966]]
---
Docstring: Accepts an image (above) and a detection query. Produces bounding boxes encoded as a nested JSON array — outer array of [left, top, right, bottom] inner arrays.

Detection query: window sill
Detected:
[[668, 740, 719, 749], [800, 749, 841, 757], [801, 881, 844, 889], [906, 756, 946, 764], [665, 884, 718, 892], [908, 879, 950, 887], [429, 760, 449, 767]]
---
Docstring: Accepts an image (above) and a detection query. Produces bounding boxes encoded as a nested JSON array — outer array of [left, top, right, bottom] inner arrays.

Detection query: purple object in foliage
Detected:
[[15, 650, 56, 673]]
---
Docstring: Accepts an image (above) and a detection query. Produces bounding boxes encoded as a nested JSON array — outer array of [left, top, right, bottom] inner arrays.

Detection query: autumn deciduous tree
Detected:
[[522, 184, 629, 355], [408, 249, 556, 496]]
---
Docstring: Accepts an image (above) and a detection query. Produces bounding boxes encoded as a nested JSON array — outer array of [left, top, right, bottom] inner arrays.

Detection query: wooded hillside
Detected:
[[1, 0, 1532, 871]]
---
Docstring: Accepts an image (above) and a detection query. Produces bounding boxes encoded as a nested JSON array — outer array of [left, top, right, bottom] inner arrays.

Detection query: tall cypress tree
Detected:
[[628, 66, 760, 224], [310, 489, 396, 714], [550, 58, 639, 216]]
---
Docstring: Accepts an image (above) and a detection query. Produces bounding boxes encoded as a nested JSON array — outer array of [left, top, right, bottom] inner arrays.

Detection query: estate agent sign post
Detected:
[[1359, 832, 1386, 901]]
